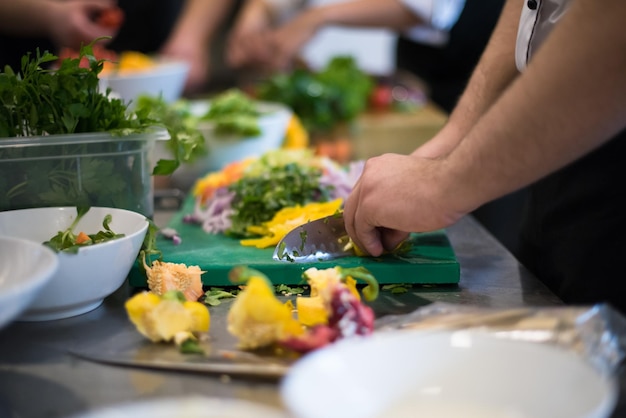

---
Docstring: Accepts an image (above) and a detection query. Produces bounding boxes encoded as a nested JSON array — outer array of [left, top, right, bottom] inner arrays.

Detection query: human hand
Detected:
[[226, 0, 274, 70], [263, 12, 321, 71], [344, 153, 466, 256], [46, 0, 121, 49], [160, 38, 210, 95]]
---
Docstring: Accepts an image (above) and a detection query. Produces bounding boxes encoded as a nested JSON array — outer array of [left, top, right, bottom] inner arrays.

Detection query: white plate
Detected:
[[68, 396, 289, 418], [281, 330, 617, 418], [0, 237, 58, 330]]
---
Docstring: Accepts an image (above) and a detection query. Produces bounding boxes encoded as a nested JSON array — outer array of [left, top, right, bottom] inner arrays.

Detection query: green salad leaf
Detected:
[[43, 206, 125, 254], [256, 56, 373, 134]]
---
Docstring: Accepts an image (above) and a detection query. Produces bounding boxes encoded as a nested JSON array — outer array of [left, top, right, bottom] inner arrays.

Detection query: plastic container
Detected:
[[0, 128, 169, 217]]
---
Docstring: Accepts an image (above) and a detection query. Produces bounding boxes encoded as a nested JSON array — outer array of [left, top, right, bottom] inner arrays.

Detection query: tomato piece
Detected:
[[369, 84, 393, 111], [96, 7, 124, 29]]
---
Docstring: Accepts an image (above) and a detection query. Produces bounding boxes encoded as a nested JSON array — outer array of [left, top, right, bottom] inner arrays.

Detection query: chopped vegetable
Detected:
[[226, 265, 379, 353], [203, 287, 238, 306], [144, 259, 204, 302], [227, 266, 304, 350], [240, 198, 343, 249], [43, 206, 125, 253], [125, 290, 210, 349]]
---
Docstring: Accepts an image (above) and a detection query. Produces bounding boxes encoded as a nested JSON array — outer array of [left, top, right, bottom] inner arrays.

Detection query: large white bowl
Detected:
[[0, 207, 149, 321], [101, 60, 190, 105], [0, 237, 59, 330], [281, 330, 618, 418], [159, 100, 292, 190]]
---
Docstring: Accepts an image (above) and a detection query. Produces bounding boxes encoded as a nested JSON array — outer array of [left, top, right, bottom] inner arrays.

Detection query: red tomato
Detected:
[[369, 84, 393, 111], [96, 7, 125, 29]]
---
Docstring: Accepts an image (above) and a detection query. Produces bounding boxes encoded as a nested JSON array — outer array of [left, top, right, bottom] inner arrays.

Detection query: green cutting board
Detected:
[[128, 198, 460, 287]]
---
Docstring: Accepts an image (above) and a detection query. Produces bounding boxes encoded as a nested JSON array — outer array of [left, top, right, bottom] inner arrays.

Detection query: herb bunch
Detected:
[[0, 43, 151, 137]]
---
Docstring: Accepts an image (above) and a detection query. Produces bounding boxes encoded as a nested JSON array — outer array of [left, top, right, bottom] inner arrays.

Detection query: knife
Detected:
[[68, 327, 291, 380], [272, 213, 356, 263]]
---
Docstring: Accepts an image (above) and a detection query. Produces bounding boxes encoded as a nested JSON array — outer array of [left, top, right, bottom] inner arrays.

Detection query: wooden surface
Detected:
[[352, 102, 448, 159]]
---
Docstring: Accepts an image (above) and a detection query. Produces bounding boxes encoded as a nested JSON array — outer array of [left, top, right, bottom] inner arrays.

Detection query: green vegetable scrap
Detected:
[[43, 206, 125, 253], [257, 56, 373, 134]]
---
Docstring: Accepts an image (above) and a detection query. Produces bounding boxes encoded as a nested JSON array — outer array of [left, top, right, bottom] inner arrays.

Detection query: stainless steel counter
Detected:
[[2, 215, 623, 418]]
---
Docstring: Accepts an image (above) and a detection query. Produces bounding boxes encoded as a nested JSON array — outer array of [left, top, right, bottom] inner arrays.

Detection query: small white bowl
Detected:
[[159, 100, 292, 190], [101, 60, 190, 105], [0, 207, 148, 321], [0, 237, 59, 330]]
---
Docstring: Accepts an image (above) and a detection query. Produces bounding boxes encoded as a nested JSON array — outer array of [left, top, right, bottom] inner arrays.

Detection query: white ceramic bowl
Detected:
[[67, 396, 289, 418], [0, 237, 59, 330], [0, 207, 149, 321], [158, 100, 292, 190], [101, 60, 190, 105], [281, 330, 618, 418]]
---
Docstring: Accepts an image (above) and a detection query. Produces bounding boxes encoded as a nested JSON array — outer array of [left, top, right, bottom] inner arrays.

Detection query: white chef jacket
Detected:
[[515, 0, 571, 71], [265, 0, 466, 46]]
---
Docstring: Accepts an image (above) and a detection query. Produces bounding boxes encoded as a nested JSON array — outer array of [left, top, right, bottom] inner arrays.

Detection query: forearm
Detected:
[[306, 0, 424, 32], [0, 0, 56, 36], [414, 0, 521, 158], [444, 0, 626, 212]]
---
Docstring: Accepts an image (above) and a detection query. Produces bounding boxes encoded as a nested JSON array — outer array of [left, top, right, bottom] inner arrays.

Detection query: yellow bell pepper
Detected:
[[227, 266, 304, 349], [125, 290, 210, 344], [240, 199, 343, 249], [297, 267, 376, 327], [282, 115, 309, 149]]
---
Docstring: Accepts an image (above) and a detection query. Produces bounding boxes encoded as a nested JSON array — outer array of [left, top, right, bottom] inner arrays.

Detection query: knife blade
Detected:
[[272, 213, 356, 263], [68, 327, 291, 379]]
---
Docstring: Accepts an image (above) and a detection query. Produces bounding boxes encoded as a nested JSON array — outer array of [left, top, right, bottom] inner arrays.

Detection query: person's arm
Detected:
[[345, 0, 626, 256], [413, 0, 521, 159], [444, 0, 626, 210], [0, 0, 118, 49], [159, 0, 236, 94], [226, 0, 276, 70], [264, 0, 425, 70]]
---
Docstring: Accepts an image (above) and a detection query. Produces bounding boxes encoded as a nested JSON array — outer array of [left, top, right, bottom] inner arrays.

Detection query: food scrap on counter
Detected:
[[125, 264, 379, 356]]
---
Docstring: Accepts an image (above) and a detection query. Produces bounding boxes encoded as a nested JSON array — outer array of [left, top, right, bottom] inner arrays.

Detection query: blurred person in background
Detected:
[[0, 0, 237, 95], [226, 0, 505, 114]]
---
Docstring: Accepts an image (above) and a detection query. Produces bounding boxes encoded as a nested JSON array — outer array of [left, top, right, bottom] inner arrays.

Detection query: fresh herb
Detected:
[[257, 56, 373, 134], [203, 287, 239, 306], [227, 162, 331, 236], [275, 284, 306, 296], [133, 95, 206, 175], [0, 41, 200, 214], [43, 206, 125, 253], [179, 338, 205, 354], [0, 41, 152, 137]]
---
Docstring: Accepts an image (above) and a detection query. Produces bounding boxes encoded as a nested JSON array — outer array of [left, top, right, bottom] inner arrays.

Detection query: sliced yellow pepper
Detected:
[[125, 290, 210, 343], [240, 198, 343, 249], [227, 266, 304, 349]]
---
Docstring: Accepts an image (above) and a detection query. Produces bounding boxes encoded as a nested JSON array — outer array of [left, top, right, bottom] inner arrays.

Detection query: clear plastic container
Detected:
[[0, 128, 169, 217]]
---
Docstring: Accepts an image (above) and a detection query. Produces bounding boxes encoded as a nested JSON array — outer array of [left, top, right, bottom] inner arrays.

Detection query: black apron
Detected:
[[518, 128, 626, 313], [395, 0, 505, 113]]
